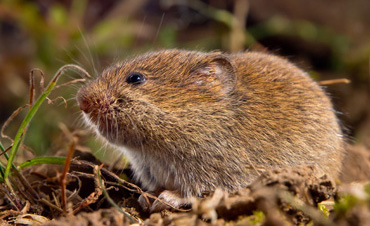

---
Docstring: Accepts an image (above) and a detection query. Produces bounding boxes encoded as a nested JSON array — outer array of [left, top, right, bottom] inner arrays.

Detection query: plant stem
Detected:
[[4, 65, 90, 183]]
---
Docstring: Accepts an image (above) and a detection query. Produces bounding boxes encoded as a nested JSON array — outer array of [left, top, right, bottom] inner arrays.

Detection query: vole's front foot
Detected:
[[138, 190, 190, 213]]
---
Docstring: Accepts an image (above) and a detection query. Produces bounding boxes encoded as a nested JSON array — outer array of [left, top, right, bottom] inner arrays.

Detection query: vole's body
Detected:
[[77, 50, 343, 204]]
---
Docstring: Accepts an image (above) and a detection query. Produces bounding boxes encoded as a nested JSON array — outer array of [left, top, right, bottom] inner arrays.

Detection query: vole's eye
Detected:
[[126, 72, 145, 85]]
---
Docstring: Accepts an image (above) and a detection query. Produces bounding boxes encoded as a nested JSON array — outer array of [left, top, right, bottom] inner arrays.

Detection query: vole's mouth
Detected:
[[77, 91, 144, 147], [82, 111, 120, 143]]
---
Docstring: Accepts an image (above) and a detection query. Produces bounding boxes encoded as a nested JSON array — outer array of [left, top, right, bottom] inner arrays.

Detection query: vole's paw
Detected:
[[138, 194, 151, 212], [138, 191, 158, 212], [150, 190, 190, 213]]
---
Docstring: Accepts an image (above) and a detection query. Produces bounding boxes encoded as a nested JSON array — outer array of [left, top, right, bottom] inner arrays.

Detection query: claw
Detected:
[[138, 190, 190, 213], [149, 190, 190, 213], [138, 193, 152, 212]]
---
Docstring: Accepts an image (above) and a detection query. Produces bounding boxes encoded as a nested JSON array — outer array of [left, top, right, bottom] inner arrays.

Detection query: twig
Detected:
[[1, 105, 29, 144], [230, 0, 249, 52], [319, 78, 350, 86], [39, 198, 64, 213], [60, 136, 77, 213], [0, 146, 12, 157], [1, 183, 22, 211], [20, 201, 30, 213], [47, 96, 68, 108], [59, 121, 81, 213], [29, 71, 35, 107], [279, 190, 331, 225], [99, 164, 190, 212], [29, 69, 46, 105], [17, 171, 40, 198], [72, 166, 103, 214], [69, 159, 190, 212], [54, 78, 86, 90]]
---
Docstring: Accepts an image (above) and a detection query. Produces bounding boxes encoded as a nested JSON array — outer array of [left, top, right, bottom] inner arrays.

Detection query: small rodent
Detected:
[[76, 49, 344, 211]]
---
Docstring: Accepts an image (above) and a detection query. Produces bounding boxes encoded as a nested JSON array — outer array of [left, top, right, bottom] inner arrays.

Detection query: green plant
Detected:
[[1, 65, 90, 204]]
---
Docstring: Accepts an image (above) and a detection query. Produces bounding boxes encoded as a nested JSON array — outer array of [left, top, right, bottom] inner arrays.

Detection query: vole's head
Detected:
[[76, 49, 237, 148]]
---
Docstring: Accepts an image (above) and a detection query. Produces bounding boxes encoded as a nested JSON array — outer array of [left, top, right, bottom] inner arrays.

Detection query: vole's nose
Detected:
[[78, 98, 90, 113], [76, 90, 91, 113]]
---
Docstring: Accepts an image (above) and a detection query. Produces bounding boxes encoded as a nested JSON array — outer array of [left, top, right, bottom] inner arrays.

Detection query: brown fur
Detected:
[[77, 49, 344, 198]]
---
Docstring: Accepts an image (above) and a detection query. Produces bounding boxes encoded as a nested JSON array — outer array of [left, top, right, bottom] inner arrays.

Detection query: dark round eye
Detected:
[[126, 72, 145, 85]]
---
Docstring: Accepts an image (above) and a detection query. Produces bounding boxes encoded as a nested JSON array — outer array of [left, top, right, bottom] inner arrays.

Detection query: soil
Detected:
[[1, 144, 369, 226]]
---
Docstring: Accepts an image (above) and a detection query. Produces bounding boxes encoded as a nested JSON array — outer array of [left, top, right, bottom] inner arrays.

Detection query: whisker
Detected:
[[65, 96, 78, 103], [153, 13, 165, 44], [72, 112, 85, 129], [95, 144, 105, 156], [75, 45, 94, 73], [59, 46, 84, 67], [78, 27, 99, 78]]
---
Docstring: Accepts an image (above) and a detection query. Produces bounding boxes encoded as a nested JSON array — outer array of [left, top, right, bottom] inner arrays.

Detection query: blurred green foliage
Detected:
[[0, 1, 139, 157], [0, 0, 368, 159], [1, 0, 141, 72], [334, 184, 370, 217], [248, 16, 351, 70]]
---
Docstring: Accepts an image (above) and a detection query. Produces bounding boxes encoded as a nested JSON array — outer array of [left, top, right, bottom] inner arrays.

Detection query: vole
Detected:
[[76, 49, 344, 211]]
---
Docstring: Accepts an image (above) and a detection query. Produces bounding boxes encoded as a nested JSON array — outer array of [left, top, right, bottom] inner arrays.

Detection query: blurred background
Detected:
[[0, 0, 369, 164]]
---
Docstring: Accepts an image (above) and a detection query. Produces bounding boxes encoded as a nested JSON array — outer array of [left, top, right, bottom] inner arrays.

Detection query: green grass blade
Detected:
[[4, 64, 90, 183], [0, 142, 7, 179], [18, 156, 66, 169], [4, 82, 56, 181]]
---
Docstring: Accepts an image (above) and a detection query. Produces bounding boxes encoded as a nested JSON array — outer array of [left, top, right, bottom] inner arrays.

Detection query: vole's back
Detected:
[[230, 52, 343, 178]]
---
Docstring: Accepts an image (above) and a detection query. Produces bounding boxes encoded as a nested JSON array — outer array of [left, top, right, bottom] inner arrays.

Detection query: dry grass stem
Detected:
[[46, 96, 68, 108], [319, 78, 351, 86], [1, 104, 29, 144], [60, 124, 78, 213], [54, 78, 87, 90], [29, 69, 46, 106]]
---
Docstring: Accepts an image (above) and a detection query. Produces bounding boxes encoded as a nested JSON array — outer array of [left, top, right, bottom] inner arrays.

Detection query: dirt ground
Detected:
[[0, 143, 369, 226]]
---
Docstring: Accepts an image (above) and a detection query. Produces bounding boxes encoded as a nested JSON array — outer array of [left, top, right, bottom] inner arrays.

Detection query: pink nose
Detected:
[[76, 91, 91, 113], [79, 98, 90, 113]]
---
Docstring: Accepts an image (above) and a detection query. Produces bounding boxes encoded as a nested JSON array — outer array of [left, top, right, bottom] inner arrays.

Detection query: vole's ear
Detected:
[[190, 56, 237, 94]]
